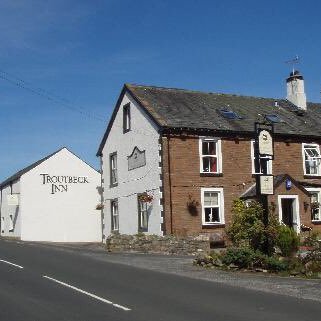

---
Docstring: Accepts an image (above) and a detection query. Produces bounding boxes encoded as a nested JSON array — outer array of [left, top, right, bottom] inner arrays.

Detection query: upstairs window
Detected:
[[123, 103, 131, 133], [201, 188, 224, 225], [250, 140, 272, 174], [199, 138, 222, 174], [303, 144, 321, 176], [111, 199, 119, 231], [110, 152, 118, 186]]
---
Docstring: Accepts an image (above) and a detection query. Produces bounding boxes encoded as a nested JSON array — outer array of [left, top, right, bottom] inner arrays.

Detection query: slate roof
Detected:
[[127, 84, 321, 135], [0, 148, 65, 189], [240, 174, 311, 199], [97, 83, 321, 156]]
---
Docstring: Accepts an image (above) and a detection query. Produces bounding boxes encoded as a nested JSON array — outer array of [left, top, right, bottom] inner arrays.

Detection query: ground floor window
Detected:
[[138, 196, 148, 232], [110, 199, 119, 231], [8, 215, 14, 232], [201, 188, 224, 225]]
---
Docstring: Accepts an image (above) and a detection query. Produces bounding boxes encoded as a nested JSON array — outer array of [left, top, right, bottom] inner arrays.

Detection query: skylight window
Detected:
[[219, 109, 242, 120], [265, 114, 283, 123]]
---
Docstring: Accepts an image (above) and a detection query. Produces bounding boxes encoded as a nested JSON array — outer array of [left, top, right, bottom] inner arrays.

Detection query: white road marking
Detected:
[[0, 259, 24, 269], [43, 275, 131, 311]]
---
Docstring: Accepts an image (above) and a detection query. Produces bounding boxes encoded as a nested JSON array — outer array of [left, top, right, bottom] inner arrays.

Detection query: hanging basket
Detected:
[[186, 194, 199, 216], [138, 192, 154, 203], [96, 203, 104, 210]]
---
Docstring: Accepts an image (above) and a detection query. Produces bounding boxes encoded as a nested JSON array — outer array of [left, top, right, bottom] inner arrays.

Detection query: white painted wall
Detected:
[[101, 91, 162, 238], [19, 148, 102, 242], [0, 180, 21, 238]]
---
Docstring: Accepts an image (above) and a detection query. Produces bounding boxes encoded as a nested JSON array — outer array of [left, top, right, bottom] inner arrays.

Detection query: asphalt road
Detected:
[[1, 239, 321, 321]]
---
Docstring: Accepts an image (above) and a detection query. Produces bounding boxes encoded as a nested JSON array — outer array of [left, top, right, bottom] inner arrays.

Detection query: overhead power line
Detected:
[[0, 68, 157, 138], [0, 69, 106, 122]]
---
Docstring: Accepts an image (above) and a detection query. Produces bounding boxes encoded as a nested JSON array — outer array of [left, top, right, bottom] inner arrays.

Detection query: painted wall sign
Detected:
[[40, 174, 89, 194], [128, 147, 146, 171], [7, 194, 19, 206], [260, 175, 274, 195], [258, 129, 273, 156]]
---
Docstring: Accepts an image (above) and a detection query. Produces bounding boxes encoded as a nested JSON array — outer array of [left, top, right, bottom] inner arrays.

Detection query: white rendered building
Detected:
[[0, 147, 102, 242], [97, 85, 163, 240]]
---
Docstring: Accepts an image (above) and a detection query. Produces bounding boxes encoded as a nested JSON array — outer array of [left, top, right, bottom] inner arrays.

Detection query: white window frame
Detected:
[[277, 195, 300, 233], [123, 103, 131, 133], [111, 199, 119, 231], [306, 187, 321, 222], [8, 215, 14, 232], [250, 140, 272, 174], [1, 217, 4, 233], [201, 187, 225, 225], [138, 197, 149, 232], [110, 152, 118, 186], [302, 143, 321, 176], [199, 137, 222, 174]]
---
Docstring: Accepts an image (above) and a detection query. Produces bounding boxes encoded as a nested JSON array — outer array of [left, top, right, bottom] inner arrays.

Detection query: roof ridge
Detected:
[[0, 147, 66, 188], [126, 83, 287, 101]]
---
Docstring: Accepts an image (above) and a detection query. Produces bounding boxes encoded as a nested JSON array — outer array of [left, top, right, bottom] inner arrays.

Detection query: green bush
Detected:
[[276, 225, 300, 257], [303, 231, 321, 248], [264, 256, 288, 272], [226, 199, 281, 253], [221, 247, 256, 268]]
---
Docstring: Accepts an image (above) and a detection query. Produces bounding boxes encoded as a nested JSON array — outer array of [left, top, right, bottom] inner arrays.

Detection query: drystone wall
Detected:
[[105, 234, 212, 255]]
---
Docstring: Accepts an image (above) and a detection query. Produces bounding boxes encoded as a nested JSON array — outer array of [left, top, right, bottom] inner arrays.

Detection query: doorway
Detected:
[[278, 195, 300, 232], [281, 199, 294, 227]]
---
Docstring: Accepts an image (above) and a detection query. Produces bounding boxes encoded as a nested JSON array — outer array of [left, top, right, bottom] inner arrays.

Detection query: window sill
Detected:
[[202, 224, 225, 229], [312, 220, 321, 225], [304, 175, 321, 179], [200, 173, 223, 177]]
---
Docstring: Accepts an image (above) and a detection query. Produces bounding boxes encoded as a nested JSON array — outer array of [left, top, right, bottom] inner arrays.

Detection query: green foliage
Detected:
[[264, 256, 288, 272], [276, 225, 300, 257], [221, 247, 256, 268], [303, 231, 321, 248], [221, 247, 288, 271], [226, 199, 281, 253]]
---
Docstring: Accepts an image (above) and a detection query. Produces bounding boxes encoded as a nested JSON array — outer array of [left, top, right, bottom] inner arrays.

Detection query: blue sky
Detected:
[[1, 0, 321, 181]]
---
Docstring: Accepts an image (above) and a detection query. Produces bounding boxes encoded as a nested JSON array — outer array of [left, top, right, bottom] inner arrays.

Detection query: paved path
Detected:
[[1, 239, 321, 321]]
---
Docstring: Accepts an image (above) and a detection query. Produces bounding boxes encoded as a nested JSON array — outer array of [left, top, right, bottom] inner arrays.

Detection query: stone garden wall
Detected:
[[105, 233, 216, 255]]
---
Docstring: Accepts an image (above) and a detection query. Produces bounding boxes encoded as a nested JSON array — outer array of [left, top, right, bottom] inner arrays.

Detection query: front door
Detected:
[[281, 198, 294, 227]]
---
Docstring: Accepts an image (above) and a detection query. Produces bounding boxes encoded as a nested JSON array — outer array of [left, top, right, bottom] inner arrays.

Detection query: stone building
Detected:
[[97, 70, 321, 240]]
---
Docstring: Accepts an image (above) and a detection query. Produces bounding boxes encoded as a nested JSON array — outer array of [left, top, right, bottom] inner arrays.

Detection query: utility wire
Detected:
[[0, 70, 106, 122], [0, 68, 158, 138]]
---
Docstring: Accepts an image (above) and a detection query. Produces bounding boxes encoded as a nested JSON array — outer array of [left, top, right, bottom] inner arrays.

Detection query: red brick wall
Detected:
[[161, 135, 321, 236]]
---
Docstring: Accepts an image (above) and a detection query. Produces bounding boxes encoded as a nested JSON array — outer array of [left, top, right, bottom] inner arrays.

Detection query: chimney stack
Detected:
[[286, 70, 307, 110]]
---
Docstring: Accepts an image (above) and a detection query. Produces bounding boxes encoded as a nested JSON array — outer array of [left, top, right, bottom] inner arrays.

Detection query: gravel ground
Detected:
[[7, 239, 321, 303]]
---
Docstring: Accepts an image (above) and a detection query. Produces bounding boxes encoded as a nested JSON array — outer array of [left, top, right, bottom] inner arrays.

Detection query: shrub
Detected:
[[276, 225, 300, 257], [303, 231, 321, 248], [226, 199, 281, 253], [264, 256, 288, 272], [221, 247, 256, 268]]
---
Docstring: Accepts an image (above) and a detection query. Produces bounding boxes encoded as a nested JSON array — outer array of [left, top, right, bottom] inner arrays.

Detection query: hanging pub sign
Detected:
[[260, 175, 274, 195], [258, 129, 273, 156]]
